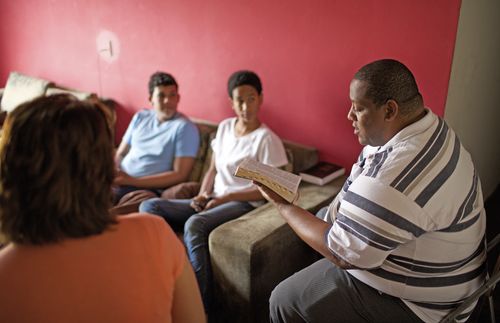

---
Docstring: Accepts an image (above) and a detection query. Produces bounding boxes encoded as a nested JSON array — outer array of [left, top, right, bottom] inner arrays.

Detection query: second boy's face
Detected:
[[231, 85, 262, 124], [150, 85, 180, 121]]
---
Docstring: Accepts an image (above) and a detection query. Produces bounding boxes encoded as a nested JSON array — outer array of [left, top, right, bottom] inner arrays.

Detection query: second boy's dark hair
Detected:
[[148, 71, 178, 97], [227, 70, 262, 98]]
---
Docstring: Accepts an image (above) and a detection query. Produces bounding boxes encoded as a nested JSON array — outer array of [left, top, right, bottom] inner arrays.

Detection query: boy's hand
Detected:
[[204, 197, 225, 210], [190, 194, 210, 212]]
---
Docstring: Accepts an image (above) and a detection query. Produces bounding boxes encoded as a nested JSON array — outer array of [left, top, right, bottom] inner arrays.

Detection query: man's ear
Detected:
[[259, 93, 264, 105], [384, 99, 399, 121]]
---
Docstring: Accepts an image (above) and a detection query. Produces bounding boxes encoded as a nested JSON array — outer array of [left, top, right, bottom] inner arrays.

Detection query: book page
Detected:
[[234, 158, 301, 203]]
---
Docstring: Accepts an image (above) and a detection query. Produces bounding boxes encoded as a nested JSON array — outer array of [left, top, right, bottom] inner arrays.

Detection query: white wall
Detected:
[[445, 0, 500, 199]]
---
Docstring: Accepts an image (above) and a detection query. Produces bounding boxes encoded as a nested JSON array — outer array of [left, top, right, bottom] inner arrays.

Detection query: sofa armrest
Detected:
[[209, 176, 345, 323]]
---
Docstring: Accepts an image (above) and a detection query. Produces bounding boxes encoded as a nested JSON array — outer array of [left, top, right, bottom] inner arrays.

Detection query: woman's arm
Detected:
[[171, 258, 206, 323]]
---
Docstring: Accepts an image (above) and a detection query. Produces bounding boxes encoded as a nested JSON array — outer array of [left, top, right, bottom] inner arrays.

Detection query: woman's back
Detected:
[[0, 214, 184, 323]]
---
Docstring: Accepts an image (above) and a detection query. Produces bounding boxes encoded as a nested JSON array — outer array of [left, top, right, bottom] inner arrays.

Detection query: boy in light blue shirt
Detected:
[[114, 72, 199, 203]]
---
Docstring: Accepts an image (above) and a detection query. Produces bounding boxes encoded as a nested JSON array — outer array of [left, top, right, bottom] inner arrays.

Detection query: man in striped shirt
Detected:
[[260, 59, 486, 323]]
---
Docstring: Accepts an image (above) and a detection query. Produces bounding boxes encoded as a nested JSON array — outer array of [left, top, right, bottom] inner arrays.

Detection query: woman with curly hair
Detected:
[[0, 94, 205, 323]]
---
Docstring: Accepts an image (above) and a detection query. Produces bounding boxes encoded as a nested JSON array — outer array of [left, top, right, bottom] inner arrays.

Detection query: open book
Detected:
[[234, 158, 301, 203]]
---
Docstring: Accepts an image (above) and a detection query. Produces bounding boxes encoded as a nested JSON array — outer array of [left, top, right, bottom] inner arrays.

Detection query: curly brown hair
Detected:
[[0, 94, 116, 245]]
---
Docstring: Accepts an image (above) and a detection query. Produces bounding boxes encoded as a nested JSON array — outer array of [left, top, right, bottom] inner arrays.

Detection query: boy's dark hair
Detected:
[[354, 59, 423, 115], [0, 94, 116, 245], [227, 70, 262, 98], [148, 71, 178, 97]]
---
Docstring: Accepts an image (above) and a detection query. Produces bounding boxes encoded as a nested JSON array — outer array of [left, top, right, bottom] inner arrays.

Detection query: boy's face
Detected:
[[230, 85, 262, 124], [150, 85, 180, 121]]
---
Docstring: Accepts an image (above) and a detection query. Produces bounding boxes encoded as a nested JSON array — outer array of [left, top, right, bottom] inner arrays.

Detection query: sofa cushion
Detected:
[[188, 122, 217, 182], [1, 72, 52, 112]]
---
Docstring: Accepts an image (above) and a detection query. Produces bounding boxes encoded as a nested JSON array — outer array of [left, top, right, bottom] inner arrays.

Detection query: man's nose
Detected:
[[347, 105, 355, 121]]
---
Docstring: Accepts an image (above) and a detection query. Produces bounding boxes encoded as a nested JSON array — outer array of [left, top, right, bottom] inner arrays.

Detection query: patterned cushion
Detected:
[[188, 122, 217, 182], [0, 72, 52, 112]]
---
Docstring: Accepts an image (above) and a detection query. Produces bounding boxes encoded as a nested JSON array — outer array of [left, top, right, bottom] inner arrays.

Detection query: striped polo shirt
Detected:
[[324, 109, 486, 322]]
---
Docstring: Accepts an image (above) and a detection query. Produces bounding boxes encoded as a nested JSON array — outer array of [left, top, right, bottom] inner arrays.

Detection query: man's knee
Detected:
[[270, 277, 304, 323]]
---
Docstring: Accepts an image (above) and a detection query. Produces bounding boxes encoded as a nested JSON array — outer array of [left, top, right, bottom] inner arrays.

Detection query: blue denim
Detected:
[[139, 198, 255, 312]]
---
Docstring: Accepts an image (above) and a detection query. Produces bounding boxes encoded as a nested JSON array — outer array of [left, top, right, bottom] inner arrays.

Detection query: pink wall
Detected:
[[0, 0, 461, 168]]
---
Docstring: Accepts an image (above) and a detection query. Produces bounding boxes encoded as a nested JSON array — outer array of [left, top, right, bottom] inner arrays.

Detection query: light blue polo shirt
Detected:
[[120, 110, 200, 178]]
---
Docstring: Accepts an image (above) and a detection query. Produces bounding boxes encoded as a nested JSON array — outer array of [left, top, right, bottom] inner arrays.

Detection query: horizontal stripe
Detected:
[[391, 118, 444, 189], [336, 214, 400, 250], [387, 240, 485, 273], [409, 300, 461, 310], [341, 208, 409, 244], [451, 172, 478, 226], [343, 191, 425, 237], [460, 173, 478, 222], [335, 217, 392, 252], [392, 118, 447, 192], [409, 299, 475, 322], [341, 178, 351, 193], [415, 135, 461, 207], [370, 263, 486, 287], [439, 212, 481, 233], [373, 148, 391, 177], [367, 148, 392, 178]]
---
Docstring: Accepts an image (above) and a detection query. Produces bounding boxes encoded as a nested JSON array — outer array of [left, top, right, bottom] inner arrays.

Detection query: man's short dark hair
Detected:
[[0, 94, 116, 245], [148, 71, 178, 97], [227, 70, 262, 98], [354, 59, 423, 115]]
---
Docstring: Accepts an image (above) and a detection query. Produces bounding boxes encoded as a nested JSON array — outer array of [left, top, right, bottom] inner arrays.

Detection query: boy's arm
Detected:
[[114, 156, 195, 189], [114, 140, 130, 168]]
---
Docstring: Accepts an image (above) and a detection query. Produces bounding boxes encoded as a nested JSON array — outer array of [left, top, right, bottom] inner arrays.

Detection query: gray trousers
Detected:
[[270, 207, 423, 323]]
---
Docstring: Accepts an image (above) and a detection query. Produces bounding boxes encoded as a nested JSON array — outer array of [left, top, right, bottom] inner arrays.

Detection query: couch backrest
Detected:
[[188, 121, 218, 182], [188, 119, 319, 183], [0, 72, 117, 142]]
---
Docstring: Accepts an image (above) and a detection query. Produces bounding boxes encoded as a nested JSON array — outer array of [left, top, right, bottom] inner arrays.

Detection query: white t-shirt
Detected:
[[211, 118, 288, 201]]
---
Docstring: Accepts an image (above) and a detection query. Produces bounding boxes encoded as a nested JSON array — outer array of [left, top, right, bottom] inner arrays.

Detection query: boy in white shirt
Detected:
[[140, 70, 288, 315]]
